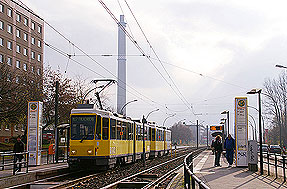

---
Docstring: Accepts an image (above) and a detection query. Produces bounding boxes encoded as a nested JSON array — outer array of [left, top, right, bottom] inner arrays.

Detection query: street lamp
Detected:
[[275, 64, 287, 69], [178, 118, 186, 125], [248, 114, 257, 141], [221, 111, 230, 135], [247, 88, 263, 175], [142, 108, 159, 167], [163, 113, 176, 127], [120, 99, 138, 115], [248, 105, 266, 143]]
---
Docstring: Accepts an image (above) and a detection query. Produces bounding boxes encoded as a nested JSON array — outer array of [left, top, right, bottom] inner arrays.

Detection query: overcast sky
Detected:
[[21, 0, 287, 138]]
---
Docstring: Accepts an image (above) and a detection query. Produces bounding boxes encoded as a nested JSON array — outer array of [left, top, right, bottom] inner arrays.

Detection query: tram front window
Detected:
[[71, 115, 96, 140]]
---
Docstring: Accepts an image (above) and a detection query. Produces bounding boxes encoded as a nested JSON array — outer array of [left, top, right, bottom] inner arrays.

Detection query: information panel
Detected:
[[27, 101, 42, 166], [235, 97, 248, 167]]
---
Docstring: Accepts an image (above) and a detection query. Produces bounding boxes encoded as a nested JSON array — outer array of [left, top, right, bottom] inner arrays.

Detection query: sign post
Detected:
[[27, 101, 43, 166], [235, 97, 248, 167]]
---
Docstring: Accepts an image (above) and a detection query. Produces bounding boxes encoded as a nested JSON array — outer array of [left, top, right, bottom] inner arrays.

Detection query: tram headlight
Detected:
[[87, 149, 93, 155], [71, 150, 77, 155]]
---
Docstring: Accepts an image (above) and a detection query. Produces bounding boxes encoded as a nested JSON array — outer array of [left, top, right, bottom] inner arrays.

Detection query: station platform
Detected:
[[168, 150, 287, 189], [0, 162, 68, 188]]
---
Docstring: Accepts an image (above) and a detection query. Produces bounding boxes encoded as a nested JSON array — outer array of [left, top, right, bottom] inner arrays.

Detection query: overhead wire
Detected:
[[123, 0, 193, 113], [98, 0, 194, 115]]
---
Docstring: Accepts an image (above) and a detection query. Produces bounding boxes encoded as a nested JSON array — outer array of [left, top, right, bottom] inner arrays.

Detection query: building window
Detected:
[[24, 17, 28, 26], [23, 48, 27, 56], [16, 45, 20, 53], [23, 63, 27, 71], [16, 13, 21, 22], [0, 54, 3, 63], [7, 8, 12, 17], [7, 41, 12, 50], [7, 74, 11, 82], [0, 37, 3, 46], [7, 24, 12, 33], [0, 4, 3, 13], [16, 29, 20, 38], [0, 20, 3, 30], [37, 68, 40, 75], [38, 25, 42, 33], [31, 51, 35, 59], [31, 22, 35, 30], [31, 66, 34, 72], [37, 40, 41, 47], [16, 60, 20, 68], [15, 76, 19, 83], [31, 37, 35, 44], [37, 54, 41, 61], [7, 57, 11, 66], [24, 33, 27, 41]]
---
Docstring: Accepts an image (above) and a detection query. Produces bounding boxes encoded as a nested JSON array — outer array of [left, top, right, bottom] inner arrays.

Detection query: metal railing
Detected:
[[0, 151, 29, 175], [261, 152, 286, 182], [184, 149, 210, 189]]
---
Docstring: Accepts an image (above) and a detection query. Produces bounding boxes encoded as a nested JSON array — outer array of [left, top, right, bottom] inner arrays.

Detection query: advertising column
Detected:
[[235, 97, 248, 167], [27, 101, 43, 166]]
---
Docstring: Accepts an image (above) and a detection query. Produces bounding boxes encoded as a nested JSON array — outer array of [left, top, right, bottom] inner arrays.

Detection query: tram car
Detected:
[[68, 104, 171, 170]]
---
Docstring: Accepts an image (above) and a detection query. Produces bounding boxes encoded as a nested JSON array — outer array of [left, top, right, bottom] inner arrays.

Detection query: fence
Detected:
[[184, 148, 210, 189], [261, 152, 286, 182], [0, 151, 29, 175]]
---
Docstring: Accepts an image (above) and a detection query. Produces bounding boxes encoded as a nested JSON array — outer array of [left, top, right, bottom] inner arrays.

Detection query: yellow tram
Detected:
[[68, 104, 171, 170]]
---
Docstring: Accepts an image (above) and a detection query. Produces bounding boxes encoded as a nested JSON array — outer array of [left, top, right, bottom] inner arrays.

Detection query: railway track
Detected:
[[49, 146, 206, 189]]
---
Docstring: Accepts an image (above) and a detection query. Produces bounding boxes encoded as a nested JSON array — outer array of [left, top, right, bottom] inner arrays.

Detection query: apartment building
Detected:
[[0, 0, 43, 142]]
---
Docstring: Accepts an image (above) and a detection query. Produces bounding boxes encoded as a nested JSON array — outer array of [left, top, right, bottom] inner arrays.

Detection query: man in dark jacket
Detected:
[[224, 134, 235, 167], [214, 135, 223, 167], [13, 136, 25, 172]]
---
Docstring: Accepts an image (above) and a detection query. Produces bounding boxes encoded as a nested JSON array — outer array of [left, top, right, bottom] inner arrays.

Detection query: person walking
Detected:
[[48, 140, 55, 163], [224, 134, 235, 167], [13, 136, 25, 172], [214, 135, 223, 167]]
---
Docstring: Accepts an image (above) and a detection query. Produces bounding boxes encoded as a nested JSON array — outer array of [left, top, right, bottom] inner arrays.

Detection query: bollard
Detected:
[[26, 152, 29, 173], [275, 154, 278, 179], [283, 155, 286, 182], [2, 154, 4, 170], [267, 152, 270, 176]]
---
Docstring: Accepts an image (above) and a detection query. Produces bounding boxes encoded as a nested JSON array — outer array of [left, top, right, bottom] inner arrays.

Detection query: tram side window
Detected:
[[156, 129, 159, 141], [128, 123, 132, 140], [110, 119, 116, 139], [122, 122, 126, 140], [116, 120, 122, 140], [152, 128, 155, 141], [102, 118, 109, 140], [95, 115, 101, 140], [148, 127, 151, 141]]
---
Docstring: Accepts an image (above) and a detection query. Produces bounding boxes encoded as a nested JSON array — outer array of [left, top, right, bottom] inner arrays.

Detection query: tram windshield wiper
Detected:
[[80, 127, 88, 143]]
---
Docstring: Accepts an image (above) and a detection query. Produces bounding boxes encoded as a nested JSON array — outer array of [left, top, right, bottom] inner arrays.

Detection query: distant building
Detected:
[[0, 0, 43, 143]]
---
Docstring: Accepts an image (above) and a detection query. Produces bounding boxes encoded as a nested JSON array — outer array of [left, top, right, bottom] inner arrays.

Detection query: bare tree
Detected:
[[0, 62, 42, 128], [264, 71, 287, 146], [170, 123, 193, 145]]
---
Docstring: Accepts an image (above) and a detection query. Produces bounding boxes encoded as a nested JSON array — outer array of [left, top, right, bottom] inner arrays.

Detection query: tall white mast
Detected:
[[117, 15, 127, 115]]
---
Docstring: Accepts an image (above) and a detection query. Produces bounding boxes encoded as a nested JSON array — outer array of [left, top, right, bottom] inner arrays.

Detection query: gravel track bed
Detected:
[[70, 147, 195, 188]]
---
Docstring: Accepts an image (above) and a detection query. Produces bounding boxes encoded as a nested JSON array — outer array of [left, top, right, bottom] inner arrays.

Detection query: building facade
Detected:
[[0, 0, 43, 142]]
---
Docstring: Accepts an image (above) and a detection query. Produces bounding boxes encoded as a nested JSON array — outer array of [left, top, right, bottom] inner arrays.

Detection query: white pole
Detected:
[[117, 15, 127, 115]]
